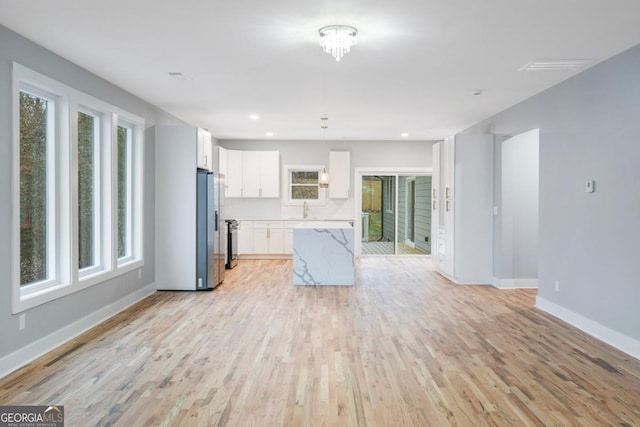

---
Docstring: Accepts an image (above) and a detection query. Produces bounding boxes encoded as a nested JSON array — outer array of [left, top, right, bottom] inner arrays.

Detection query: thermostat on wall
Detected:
[[585, 180, 595, 193]]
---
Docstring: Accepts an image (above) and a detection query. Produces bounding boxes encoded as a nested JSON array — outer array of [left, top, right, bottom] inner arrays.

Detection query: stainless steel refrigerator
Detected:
[[196, 169, 225, 290]]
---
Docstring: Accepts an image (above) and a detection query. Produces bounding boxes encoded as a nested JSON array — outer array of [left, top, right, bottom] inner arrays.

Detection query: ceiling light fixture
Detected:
[[319, 25, 358, 62], [249, 114, 260, 120], [401, 132, 409, 137], [265, 132, 274, 137]]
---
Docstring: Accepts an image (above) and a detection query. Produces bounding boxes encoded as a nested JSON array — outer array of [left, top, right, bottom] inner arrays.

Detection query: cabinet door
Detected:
[[219, 146, 228, 177], [242, 151, 262, 197], [253, 229, 270, 254], [431, 142, 441, 268], [238, 220, 253, 254], [227, 150, 243, 198], [269, 228, 285, 253], [202, 130, 213, 171], [260, 151, 280, 198], [329, 151, 350, 199], [196, 129, 206, 169]]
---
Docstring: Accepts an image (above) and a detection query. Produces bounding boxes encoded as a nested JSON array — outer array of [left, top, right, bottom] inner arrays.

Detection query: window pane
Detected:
[[292, 171, 318, 185], [78, 112, 95, 269], [117, 126, 128, 258], [19, 92, 49, 285], [292, 186, 318, 200]]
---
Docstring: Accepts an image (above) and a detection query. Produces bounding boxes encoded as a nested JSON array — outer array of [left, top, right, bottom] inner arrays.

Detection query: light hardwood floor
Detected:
[[1, 258, 639, 426]]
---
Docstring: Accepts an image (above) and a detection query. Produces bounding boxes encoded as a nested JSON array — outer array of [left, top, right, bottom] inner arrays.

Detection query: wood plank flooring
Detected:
[[1, 258, 639, 426]]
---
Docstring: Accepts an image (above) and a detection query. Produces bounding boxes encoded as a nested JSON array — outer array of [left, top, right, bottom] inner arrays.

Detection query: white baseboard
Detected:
[[536, 296, 640, 361], [0, 283, 156, 379], [492, 277, 539, 289]]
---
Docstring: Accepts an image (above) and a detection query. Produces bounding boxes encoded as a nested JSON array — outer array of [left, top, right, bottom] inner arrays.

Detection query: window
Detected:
[[19, 88, 56, 288], [117, 124, 133, 260], [291, 170, 319, 200], [384, 176, 395, 213], [78, 111, 99, 272], [12, 63, 144, 313]]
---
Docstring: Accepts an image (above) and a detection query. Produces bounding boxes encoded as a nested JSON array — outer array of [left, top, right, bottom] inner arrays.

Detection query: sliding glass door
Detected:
[[360, 173, 431, 256]]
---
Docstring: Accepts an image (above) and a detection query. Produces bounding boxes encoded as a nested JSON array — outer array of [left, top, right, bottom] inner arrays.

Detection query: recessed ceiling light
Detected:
[[401, 132, 409, 137], [249, 114, 260, 120], [265, 132, 274, 137], [168, 72, 186, 80]]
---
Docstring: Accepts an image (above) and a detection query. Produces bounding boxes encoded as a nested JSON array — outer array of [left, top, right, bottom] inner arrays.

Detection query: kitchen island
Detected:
[[292, 221, 355, 286]]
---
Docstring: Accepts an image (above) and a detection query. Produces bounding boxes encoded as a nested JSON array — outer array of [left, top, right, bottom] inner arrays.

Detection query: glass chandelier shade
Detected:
[[319, 25, 358, 62]]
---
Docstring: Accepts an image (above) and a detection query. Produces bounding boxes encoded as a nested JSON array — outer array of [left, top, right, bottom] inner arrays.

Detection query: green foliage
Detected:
[[78, 112, 95, 269], [117, 126, 128, 258], [19, 92, 48, 285]]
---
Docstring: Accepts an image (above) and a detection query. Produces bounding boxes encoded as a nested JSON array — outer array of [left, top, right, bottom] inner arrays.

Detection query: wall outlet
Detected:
[[555, 280, 560, 292], [19, 314, 25, 330]]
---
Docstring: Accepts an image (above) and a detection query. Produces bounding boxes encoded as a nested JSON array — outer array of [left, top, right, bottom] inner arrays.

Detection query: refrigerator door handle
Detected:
[[215, 211, 219, 231]]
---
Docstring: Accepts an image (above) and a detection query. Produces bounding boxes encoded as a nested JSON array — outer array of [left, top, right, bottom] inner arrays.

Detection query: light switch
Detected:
[[585, 180, 595, 193]]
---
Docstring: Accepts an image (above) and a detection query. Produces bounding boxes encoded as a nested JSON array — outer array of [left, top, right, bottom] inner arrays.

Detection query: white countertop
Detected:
[[293, 221, 354, 229], [234, 218, 355, 222]]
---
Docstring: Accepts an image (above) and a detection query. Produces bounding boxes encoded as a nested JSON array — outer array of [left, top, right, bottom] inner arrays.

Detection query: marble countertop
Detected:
[[293, 221, 354, 229]]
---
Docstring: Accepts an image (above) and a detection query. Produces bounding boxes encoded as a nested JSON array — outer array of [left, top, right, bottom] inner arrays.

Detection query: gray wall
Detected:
[[500, 130, 539, 280], [415, 176, 432, 253], [464, 43, 640, 340], [218, 139, 435, 220], [0, 25, 185, 360]]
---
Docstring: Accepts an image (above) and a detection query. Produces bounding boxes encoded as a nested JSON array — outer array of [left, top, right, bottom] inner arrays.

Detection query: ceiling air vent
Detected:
[[519, 59, 593, 72]]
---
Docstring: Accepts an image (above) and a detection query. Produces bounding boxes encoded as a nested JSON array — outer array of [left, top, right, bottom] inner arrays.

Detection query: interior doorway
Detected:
[[357, 169, 432, 256]]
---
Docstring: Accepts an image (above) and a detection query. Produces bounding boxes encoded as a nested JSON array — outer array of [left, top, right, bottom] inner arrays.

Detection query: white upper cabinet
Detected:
[[196, 128, 213, 171], [241, 151, 279, 198], [257, 151, 280, 198], [220, 149, 279, 198], [329, 151, 350, 199], [226, 149, 243, 197]]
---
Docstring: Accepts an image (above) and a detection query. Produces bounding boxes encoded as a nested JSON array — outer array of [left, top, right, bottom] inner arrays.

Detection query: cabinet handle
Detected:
[[433, 188, 436, 199], [445, 187, 450, 199], [267, 228, 270, 238], [446, 200, 451, 212], [204, 155, 208, 167], [259, 188, 263, 197], [432, 200, 436, 211]]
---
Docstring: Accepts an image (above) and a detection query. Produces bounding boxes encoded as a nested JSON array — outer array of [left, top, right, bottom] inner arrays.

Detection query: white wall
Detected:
[[217, 140, 435, 220], [463, 43, 640, 356], [499, 129, 539, 285]]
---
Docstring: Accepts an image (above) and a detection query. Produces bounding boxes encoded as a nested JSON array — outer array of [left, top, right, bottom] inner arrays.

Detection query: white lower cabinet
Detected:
[[252, 221, 285, 254], [238, 220, 254, 255]]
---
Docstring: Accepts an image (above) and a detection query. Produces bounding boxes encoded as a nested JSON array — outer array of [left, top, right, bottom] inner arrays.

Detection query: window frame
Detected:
[[76, 107, 103, 278], [282, 164, 327, 206], [16, 85, 61, 295], [12, 63, 145, 314]]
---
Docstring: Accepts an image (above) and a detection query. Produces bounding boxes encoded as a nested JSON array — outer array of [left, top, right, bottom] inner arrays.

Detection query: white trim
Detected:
[[282, 164, 327, 206], [492, 277, 539, 289], [536, 296, 640, 361], [0, 283, 155, 379], [11, 63, 145, 314]]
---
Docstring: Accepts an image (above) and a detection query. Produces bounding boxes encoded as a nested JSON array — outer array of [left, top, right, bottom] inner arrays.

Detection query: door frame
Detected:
[[355, 167, 432, 256], [405, 176, 416, 248]]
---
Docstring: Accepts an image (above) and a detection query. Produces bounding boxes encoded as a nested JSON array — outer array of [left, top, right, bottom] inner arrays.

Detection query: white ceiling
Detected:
[[2, 0, 640, 141]]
